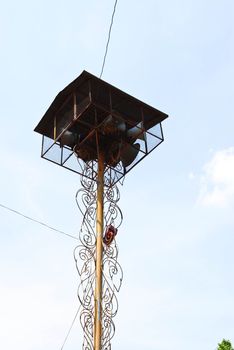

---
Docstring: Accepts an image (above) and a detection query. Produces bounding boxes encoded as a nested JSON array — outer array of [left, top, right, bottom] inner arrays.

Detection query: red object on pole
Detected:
[[103, 225, 118, 245]]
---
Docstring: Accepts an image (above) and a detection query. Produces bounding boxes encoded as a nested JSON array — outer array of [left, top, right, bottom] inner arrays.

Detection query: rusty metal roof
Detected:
[[34, 70, 168, 135]]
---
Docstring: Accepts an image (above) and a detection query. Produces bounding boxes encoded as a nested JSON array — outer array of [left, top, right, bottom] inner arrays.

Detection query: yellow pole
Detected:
[[94, 151, 104, 350]]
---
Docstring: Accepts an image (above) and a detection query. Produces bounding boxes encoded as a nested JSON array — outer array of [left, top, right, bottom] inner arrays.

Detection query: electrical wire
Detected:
[[100, 0, 118, 78], [60, 304, 81, 350], [0, 203, 78, 241]]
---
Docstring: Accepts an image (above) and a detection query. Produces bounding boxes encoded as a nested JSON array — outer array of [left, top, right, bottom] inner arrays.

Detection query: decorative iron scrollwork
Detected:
[[74, 161, 123, 349]]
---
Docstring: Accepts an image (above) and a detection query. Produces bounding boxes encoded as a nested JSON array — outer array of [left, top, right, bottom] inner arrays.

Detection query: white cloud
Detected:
[[189, 171, 195, 180], [198, 147, 234, 207]]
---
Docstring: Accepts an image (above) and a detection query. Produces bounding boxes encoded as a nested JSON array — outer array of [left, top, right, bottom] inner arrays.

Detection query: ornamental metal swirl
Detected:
[[74, 161, 123, 350]]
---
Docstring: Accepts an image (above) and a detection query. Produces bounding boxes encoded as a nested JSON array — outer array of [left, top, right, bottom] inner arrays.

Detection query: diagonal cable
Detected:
[[60, 304, 81, 350], [100, 0, 118, 78], [0, 203, 78, 240]]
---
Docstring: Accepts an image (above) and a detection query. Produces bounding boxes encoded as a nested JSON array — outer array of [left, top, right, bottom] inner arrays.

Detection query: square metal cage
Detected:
[[34, 71, 168, 185]]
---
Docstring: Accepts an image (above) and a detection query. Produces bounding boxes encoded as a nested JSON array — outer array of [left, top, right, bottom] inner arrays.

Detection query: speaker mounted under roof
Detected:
[[34, 70, 168, 186]]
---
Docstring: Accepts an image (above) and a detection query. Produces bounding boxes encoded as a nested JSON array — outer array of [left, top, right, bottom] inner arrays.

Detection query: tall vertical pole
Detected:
[[94, 151, 104, 350]]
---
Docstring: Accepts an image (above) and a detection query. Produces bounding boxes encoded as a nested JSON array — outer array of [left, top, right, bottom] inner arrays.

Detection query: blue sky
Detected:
[[0, 0, 234, 349]]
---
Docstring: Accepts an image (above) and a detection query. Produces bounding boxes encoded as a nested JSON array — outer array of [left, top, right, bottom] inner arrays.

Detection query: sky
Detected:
[[0, 0, 234, 349]]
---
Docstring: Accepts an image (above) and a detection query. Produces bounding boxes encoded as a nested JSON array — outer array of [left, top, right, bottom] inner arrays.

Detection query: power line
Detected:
[[0, 203, 78, 241], [1, 201, 81, 347], [100, 0, 118, 78], [60, 305, 81, 350]]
